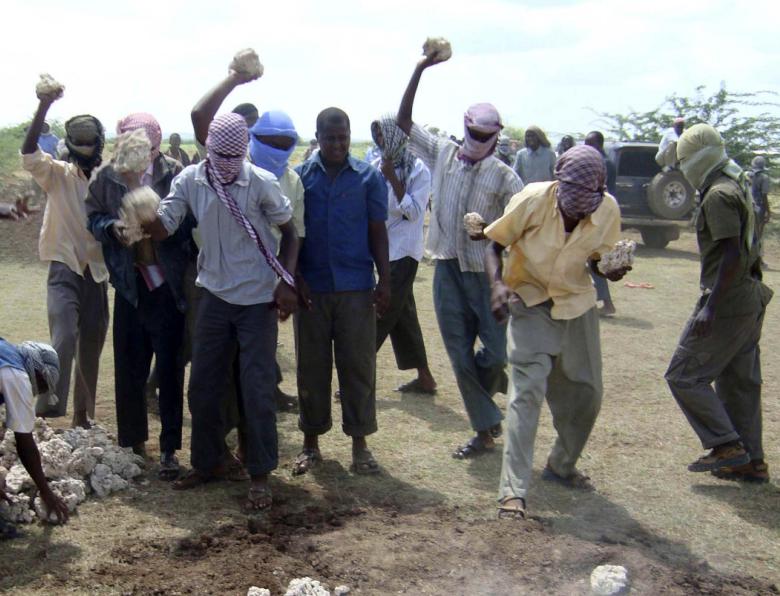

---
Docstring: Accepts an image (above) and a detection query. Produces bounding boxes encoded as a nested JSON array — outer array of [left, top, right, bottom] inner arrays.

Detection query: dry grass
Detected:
[[0, 218, 779, 592]]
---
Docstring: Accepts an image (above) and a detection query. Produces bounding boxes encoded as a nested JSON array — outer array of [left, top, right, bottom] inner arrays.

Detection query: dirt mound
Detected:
[[62, 504, 778, 595]]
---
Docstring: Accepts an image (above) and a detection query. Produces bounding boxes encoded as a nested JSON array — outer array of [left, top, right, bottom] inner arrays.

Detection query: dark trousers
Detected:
[[114, 276, 184, 453], [376, 257, 429, 370], [296, 290, 377, 437], [189, 290, 278, 476]]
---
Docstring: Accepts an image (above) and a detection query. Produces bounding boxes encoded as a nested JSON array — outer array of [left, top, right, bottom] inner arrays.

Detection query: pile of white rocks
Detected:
[[0, 418, 143, 523], [248, 578, 350, 596]]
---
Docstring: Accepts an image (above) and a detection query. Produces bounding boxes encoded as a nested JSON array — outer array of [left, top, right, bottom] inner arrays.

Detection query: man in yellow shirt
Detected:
[[21, 83, 109, 429], [484, 146, 630, 519]]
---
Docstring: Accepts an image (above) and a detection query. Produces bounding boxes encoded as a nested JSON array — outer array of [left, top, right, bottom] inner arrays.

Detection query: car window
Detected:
[[617, 149, 661, 177]]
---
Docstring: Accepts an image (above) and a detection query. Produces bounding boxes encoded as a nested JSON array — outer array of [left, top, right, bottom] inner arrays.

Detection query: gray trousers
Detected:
[[498, 299, 602, 501], [295, 291, 377, 437], [37, 262, 109, 418], [433, 259, 507, 432], [666, 298, 766, 459]]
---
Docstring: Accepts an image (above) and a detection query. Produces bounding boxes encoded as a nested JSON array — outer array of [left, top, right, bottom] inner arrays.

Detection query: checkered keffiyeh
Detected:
[[206, 113, 296, 288], [554, 145, 606, 218], [117, 113, 162, 158]]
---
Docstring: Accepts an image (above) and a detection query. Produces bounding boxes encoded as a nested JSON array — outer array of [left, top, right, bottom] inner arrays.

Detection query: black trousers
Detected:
[[114, 276, 184, 453], [376, 257, 429, 370], [189, 290, 279, 476]]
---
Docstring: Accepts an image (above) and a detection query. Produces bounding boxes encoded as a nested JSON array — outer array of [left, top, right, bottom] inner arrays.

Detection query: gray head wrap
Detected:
[[16, 341, 59, 406]]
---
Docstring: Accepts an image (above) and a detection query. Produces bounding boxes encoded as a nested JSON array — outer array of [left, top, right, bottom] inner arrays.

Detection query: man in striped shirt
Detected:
[[397, 47, 523, 459]]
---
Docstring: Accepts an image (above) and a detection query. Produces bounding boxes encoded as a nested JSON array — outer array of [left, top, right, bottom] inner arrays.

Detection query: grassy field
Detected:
[[0, 202, 778, 593]]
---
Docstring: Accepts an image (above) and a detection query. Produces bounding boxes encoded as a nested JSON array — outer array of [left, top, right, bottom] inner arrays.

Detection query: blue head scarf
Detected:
[[249, 110, 298, 178]]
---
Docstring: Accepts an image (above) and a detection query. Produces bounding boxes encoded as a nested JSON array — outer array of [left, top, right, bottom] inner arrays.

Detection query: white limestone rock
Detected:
[[0, 429, 18, 468], [90, 463, 128, 498], [285, 577, 330, 596], [597, 240, 636, 275], [463, 212, 486, 236], [230, 48, 264, 78], [334, 587, 350, 596], [101, 446, 143, 480], [590, 564, 629, 596], [68, 446, 103, 477], [423, 37, 452, 61], [33, 477, 86, 521], [0, 493, 34, 523], [114, 128, 152, 174], [0, 465, 7, 489], [39, 437, 74, 479], [33, 418, 55, 443], [247, 588, 271, 596], [36, 73, 65, 99], [5, 464, 33, 494]]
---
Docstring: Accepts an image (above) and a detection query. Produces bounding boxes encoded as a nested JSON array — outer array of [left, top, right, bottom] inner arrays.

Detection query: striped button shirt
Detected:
[[409, 124, 523, 272]]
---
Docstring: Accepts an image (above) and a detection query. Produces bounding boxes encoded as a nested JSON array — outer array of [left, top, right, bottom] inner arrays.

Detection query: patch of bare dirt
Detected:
[[34, 502, 778, 595]]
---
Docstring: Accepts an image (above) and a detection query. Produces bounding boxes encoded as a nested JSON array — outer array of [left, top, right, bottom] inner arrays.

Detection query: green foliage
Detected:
[[503, 125, 524, 141], [592, 85, 780, 168], [0, 123, 26, 180]]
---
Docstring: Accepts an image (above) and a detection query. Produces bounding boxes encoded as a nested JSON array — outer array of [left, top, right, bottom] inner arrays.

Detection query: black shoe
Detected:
[[275, 388, 298, 413], [159, 452, 180, 481]]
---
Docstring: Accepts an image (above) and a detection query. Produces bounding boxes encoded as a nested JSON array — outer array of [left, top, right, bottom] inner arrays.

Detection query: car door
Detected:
[[612, 146, 662, 216]]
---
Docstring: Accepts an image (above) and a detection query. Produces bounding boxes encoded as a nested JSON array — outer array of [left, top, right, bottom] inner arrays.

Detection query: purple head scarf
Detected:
[[554, 145, 606, 219], [459, 103, 503, 164], [206, 113, 249, 185]]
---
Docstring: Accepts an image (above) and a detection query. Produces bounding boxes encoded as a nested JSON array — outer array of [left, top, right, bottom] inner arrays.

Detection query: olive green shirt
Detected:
[[696, 175, 772, 316]]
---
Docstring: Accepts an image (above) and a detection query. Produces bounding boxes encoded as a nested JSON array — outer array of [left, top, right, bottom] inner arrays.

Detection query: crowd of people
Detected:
[[0, 45, 772, 527]]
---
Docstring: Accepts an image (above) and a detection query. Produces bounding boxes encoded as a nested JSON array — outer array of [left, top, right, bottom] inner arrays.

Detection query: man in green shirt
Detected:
[[665, 124, 773, 483]]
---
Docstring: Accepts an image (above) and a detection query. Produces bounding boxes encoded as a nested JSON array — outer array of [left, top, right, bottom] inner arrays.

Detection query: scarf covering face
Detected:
[[117, 113, 162, 159], [16, 341, 59, 406], [374, 114, 416, 184], [206, 113, 296, 288], [64, 114, 105, 171], [677, 123, 755, 250], [249, 110, 298, 178], [526, 125, 551, 148], [459, 103, 503, 164], [554, 145, 606, 219]]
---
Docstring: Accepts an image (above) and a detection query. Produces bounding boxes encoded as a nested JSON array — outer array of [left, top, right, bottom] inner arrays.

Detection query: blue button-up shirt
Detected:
[[296, 153, 388, 293]]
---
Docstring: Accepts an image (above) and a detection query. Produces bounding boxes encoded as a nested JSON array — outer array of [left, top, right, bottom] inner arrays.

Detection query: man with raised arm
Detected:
[[144, 66, 299, 511], [21, 82, 109, 430], [485, 145, 629, 519], [396, 47, 523, 460]]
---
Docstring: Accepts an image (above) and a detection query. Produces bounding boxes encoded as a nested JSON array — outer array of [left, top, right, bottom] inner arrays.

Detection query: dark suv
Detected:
[[606, 142, 696, 248]]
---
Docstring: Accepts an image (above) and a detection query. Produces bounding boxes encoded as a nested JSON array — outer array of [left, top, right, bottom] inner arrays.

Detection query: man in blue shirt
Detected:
[[292, 107, 390, 477]]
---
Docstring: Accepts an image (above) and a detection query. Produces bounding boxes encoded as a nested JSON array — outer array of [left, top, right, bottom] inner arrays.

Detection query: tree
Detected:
[[503, 125, 524, 141], [592, 85, 780, 167]]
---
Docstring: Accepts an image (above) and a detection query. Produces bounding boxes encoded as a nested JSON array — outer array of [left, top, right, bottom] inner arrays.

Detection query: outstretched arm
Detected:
[[22, 92, 60, 155], [191, 70, 259, 145], [485, 241, 512, 324], [397, 52, 448, 135], [16, 433, 69, 523]]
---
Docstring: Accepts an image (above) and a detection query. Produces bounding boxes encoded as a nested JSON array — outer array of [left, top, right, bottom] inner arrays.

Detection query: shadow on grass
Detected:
[[600, 316, 655, 330], [531, 478, 709, 572], [691, 482, 780, 531], [0, 524, 82, 592], [635, 245, 699, 262], [376, 392, 470, 433]]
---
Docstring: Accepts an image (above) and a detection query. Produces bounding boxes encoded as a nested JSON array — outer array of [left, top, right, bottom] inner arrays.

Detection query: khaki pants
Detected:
[[38, 262, 109, 419], [498, 299, 602, 502]]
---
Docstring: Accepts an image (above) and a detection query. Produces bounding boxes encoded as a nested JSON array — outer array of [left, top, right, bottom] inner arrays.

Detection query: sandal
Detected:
[[224, 454, 250, 482], [245, 485, 273, 512], [172, 468, 222, 491], [452, 436, 494, 460], [292, 448, 322, 476], [497, 497, 526, 520], [489, 423, 502, 439], [158, 452, 181, 481], [541, 465, 595, 491], [351, 448, 380, 475], [395, 379, 437, 395]]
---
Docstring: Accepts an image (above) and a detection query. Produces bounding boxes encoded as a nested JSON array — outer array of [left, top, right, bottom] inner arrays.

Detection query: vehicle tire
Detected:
[[640, 228, 671, 249], [647, 171, 695, 219]]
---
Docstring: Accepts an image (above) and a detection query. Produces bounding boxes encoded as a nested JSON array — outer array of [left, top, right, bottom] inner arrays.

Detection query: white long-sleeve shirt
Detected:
[[372, 156, 432, 262]]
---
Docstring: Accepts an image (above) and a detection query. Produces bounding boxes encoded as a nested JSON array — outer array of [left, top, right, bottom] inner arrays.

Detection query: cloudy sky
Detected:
[[3, 0, 779, 142]]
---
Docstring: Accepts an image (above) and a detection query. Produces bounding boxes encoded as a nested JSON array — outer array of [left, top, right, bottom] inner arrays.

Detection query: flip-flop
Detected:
[[292, 448, 322, 476], [395, 379, 437, 395], [541, 466, 595, 491], [452, 436, 495, 460], [172, 468, 222, 491], [350, 448, 380, 475], [245, 485, 273, 512], [497, 497, 526, 520]]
